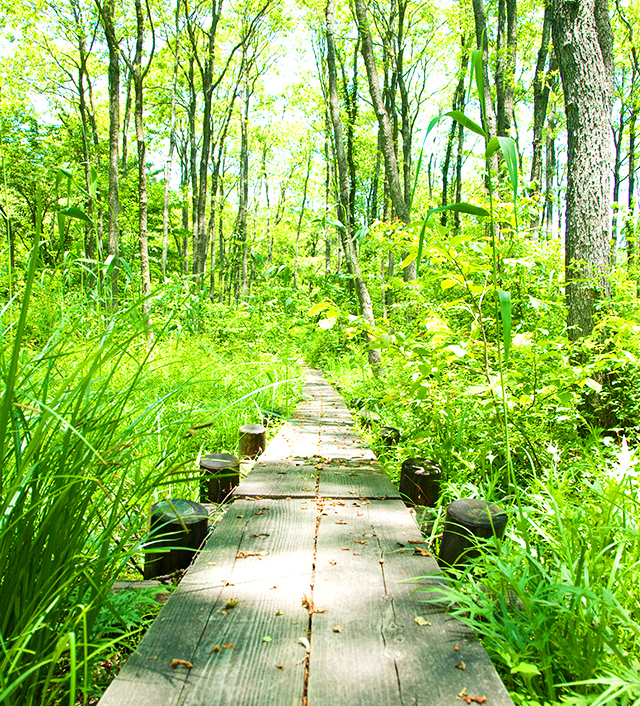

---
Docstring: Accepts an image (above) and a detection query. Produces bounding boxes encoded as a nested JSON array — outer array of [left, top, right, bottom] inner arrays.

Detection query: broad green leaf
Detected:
[[427, 202, 490, 219], [401, 251, 417, 269], [498, 136, 518, 199], [498, 290, 512, 364], [444, 110, 486, 138], [510, 663, 541, 677], [59, 206, 93, 225], [471, 48, 485, 118], [585, 378, 603, 393], [441, 279, 459, 291], [309, 301, 335, 316]]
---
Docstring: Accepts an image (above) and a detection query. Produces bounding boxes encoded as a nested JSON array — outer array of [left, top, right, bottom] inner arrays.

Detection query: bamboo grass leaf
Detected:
[[498, 290, 512, 363]]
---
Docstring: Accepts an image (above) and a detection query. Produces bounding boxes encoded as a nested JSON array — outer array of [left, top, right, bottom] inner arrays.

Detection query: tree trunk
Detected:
[[96, 0, 121, 302], [529, 7, 553, 237], [132, 0, 152, 327], [293, 146, 312, 289], [553, 0, 613, 340], [495, 0, 516, 137], [353, 0, 410, 227], [326, 0, 381, 372], [162, 0, 181, 279]]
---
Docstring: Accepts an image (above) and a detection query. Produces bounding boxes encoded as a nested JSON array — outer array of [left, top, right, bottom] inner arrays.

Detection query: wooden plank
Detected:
[[317, 459, 400, 500], [234, 458, 317, 498], [308, 499, 514, 706], [99, 499, 314, 706]]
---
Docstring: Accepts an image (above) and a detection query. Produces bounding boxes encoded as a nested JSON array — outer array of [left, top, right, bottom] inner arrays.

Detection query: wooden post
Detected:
[[144, 499, 209, 580], [238, 424, 266, 459], [380, 426, 400, 445], [399, 457, 442, 507], [438, 498, 508, 569], [199, 453, 240, 504]]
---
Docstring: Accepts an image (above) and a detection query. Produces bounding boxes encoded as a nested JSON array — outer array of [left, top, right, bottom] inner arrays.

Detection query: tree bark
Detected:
[[495, 0, 516, 136], [552, 0, 614, 340], [95, 0, 121, 302]]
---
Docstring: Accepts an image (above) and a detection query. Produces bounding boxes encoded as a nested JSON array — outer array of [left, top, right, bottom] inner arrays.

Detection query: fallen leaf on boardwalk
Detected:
[[275, 610, 283, 616], [333, 626, 342, 633], [262, 636, 272, 643], [329, 560, 337, 565], [455, 661, 466, 670], [297, 637, 310, 650], [225, 598, 238, 609], [222, 643, 235, 649], [210, 645, 221, 653], [236, 551, 259, 558], [341, 547, 350, 551], [270, 585, 278, 590], [301, 487, 313, 491], [335, 520, 348, 525], [414, 548, 431, 556], [408, 540, 425, 544], [457, 689, 487, 704], [286, 497, 292, 501], [256, 511, 265, 515], [276, 664, 284, 670], [414, 616, 431, 626], [236, 515, 244, 518], [302, 594, 314, 612], [170, 659, 193, 669], [207, 562, 216, 566], [348, 490, 357, 494], [353, 539, 367, 544], [353, 552, 361, 555], [379, 558, 385, 564], [454, 644, 460, 651], [357, 512, 364, 516]]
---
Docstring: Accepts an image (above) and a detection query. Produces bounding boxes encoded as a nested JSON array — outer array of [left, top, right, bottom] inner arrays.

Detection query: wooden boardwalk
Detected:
[[99, 369, 514, 706]]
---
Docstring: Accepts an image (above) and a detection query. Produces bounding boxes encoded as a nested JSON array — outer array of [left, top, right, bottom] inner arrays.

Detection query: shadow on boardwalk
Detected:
[[99, 368, 514, 706]]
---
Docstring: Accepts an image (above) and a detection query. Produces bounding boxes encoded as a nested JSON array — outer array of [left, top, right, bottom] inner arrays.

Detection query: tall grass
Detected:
[[0, 244, 301, 703]]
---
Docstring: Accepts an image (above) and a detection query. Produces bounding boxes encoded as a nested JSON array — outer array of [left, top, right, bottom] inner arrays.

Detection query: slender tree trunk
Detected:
[[96, 0, 121, 302], [121, 67, 133, 177], [495, 0, 516, 136], [294, 146, 312, 289], [326, 0, 381, 372], [529, 8, 553, 237], [162, 0, 180, 279], [132, 0, 153, 327], [553, 0, 614, 340]]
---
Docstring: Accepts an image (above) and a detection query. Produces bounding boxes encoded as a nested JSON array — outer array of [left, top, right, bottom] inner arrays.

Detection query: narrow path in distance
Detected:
[[99, 368, 514, 706]]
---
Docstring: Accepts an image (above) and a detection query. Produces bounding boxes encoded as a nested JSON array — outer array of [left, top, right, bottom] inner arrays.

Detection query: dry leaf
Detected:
[[414, 616, 431, 626], [379, 558, 385, 564], [455, 661, 466, 670], [414, 548, 431, 556], [236, 515, 244, 518], [210, 645, 221, 653], [335, 520, 348, 525], [222, 643, 235, 650], [276, 664, 284, 670], [332, 626, 342, 633], [302, 594, 314, 612], [341, 547, 350, 551], [225, 598, 238, 609], [207, 562, 216, 566], [275, 610, 283, 616], [457, 689, 487, 704], [170, 659, 193, 669], [329, 560, 337, 565], [269, 585, 278, 590], [454, 644, 460, 651]]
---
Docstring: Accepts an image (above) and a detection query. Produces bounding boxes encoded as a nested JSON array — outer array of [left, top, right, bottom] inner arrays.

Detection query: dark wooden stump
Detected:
[[239, 424, 266, 459], [438, 498, 508, 568], [380, 426, 400, 446], [143, 499, 209, 580], [199, 453, 240, 504], [399, 457, 442, 507]]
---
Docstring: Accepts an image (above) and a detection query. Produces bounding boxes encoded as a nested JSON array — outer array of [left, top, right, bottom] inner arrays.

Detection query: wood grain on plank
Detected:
[[99, 499, 315, 706], [308, 500, 514, 705]]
